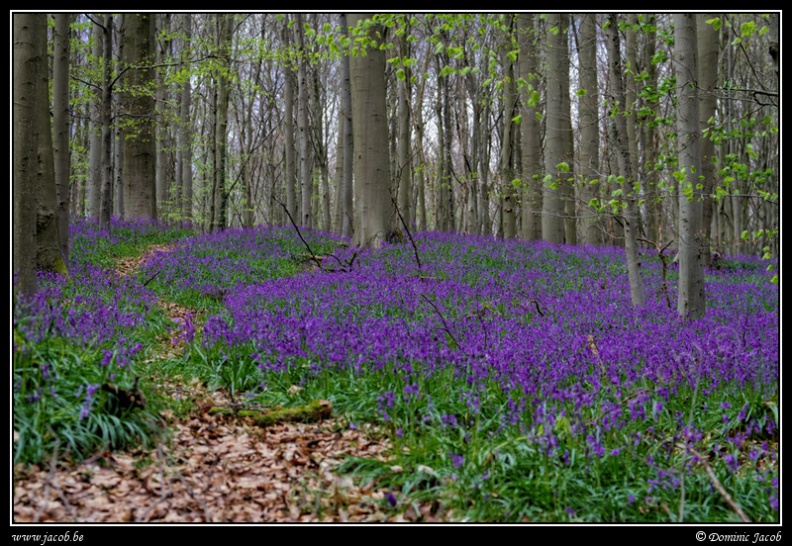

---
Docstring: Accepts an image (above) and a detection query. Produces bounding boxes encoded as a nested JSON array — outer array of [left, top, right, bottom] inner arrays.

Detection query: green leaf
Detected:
[[706, 17, 722, 31], [740, 20, 757, 38], [511, 114, 521, 124], [396, 68, 406, 81], [528, 90, 540, 108], [511, 178, 522, 189], [588, 197, 600, 208], [576, 88, 588, 97], [557, 162, 570, 173]]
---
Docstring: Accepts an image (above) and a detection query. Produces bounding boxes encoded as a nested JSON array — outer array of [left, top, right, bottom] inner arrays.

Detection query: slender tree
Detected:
[[674, 13, 706, 319], [52, 13, 71, 257]]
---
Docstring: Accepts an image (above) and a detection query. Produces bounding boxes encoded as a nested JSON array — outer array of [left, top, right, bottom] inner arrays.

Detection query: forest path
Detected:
[[13, 243, 443, 522]]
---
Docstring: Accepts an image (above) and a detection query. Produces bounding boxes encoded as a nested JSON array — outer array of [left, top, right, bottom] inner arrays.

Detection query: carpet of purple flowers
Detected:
[[13, 218, 779, 522]]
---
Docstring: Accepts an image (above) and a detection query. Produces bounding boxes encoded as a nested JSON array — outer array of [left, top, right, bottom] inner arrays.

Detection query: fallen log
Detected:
[[207, 399, 332, 427]]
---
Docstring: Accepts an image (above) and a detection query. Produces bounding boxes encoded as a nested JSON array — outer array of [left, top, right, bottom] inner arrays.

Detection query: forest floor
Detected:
[[13, 245, 444, 523]]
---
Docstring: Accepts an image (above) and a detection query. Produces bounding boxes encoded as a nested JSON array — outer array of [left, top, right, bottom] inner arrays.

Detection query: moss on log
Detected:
[[208, 399, 332, 427]]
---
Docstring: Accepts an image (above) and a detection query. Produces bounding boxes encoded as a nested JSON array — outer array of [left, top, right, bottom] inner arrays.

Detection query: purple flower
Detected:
[[385, 492, 397, 507], [451, 453, 464, 468]]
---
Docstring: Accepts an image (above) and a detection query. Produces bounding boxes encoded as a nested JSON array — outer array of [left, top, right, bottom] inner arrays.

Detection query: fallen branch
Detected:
[[688, 447, 752, 523], [420, 294, 459, 350], [208, 399, 333, 427], [389, 190, 422, 275], [273, 194, 356, 273]]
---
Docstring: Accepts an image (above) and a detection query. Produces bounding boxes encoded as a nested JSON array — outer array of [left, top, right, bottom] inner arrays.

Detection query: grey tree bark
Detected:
[[347, 14, 392, 248], [13, 13, 44, 294], [575, 14, 601, 245], [121, 13, 157, 220], [607, 14, 644, 307], [296, 14, 312, 229], [88, 20, 103, 219], [99, 15, 114, 229], [541, 13, 567, 243], [155, 14, 172, 217], [397, 29, 412, 229], [517, 13, 542, 241], [697, 14, 719, 262], [674, 13, 706, 320], [500, 19, 517, 239], [52, 13, 71, 257], [282, 17, 297, 225], [339, 14, 354, 238], [178, 14, 193, 222]]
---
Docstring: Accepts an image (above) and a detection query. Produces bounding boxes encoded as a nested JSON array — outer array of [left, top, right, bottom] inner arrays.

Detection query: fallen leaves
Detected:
[[13, 395, 445, 522]]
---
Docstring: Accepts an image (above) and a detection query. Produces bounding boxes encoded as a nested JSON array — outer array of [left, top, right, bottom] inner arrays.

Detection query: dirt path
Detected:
[[13, 243, 445, 523]]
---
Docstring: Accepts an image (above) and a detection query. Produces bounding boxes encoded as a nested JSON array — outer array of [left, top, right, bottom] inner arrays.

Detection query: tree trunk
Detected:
[[296, 14, 312, 229], [348, 14, 392, 248], [155, 14, 171, 217], [698, 14, 718, 262], [121, 13, 156, 221], [87, 19, 103, 219], [113, 15, 125, 218], [542, 13, 566, 243], [607, 14, 644, 307], [500, 21, 517, 239], [213, 14, 233, 231], [99, 15, 114, 229], [282, 17, 297, 224], [52, 13, 71, 258], [517, 14, 542, 241], [13, 13, 44, 294], [559, 15, 576, 245], [339, 15, 354, 238], [178, 14, 192, 222], [397, 31, 412, 229], [575, 14, 601, 245], [674, 13, 706, 320]]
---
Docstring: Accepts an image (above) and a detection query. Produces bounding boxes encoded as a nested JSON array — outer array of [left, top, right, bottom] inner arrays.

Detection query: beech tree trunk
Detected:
[[674, 13, 706, 320], [52, 13, 71, 258], [348, 14, 392, 248], [121, 13, 157, 221]]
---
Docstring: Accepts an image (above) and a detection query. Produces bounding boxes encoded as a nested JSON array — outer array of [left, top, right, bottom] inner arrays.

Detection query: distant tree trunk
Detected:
[[296, 14, 312, 229], [178, 14, 192, 222], [88, 20, 103, 219], [99, 15, 114, 229], [348, 13, 392, 248], [559, 15, 576, 245], [698, 14, 718, 263], [517, 13, 542, 241], [500, 20, 517, 239], [155, 14, 171, 218], [397, 30, 412, 229], [575, 14, 601, 245], [413, 51, 431, 232], [282, 18, 297, 225], [674, 13, 706, 320], [113, 14, 125, 218], [640, 15, 659, 243], [542, 14, 566, 243], [339, 15, 354, 238], [121, 13, 156, 221], [312, 59, 331, 232], [607, 14, 644, 307], [13, 13, 45, 294], [52, 13, 71, 258], [213, 14, 233, 230], [478, 98, 492, 236]]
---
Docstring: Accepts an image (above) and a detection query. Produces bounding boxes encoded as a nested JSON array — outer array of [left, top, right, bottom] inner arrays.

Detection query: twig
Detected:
[[142, 269, 162, 287], [529, 299, 545, 317], [421, 294, 459, 349], [389, 190, 422, 275], [688, 447, 752, 523], [272, 195, 324, 270]]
